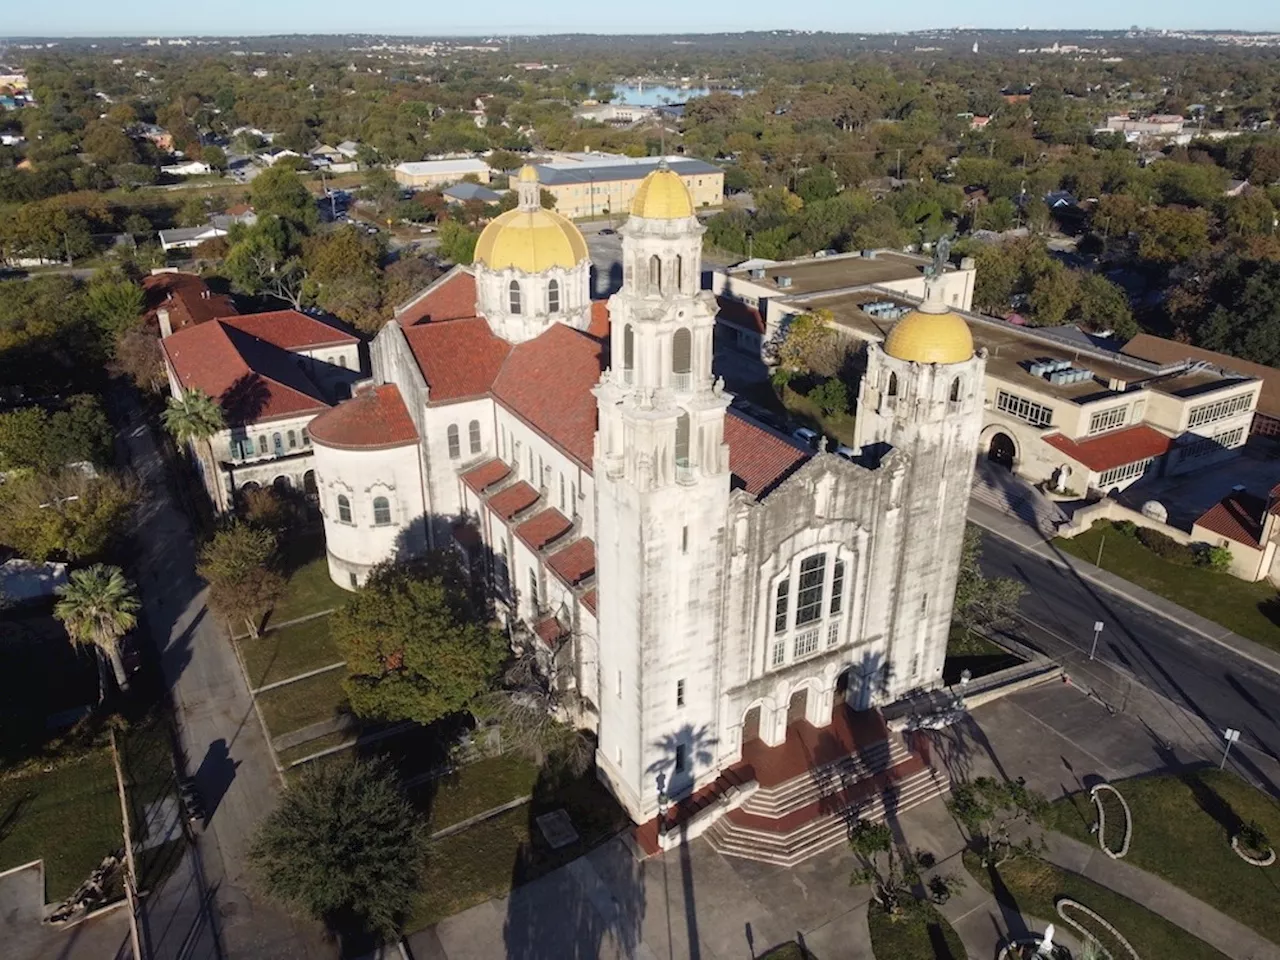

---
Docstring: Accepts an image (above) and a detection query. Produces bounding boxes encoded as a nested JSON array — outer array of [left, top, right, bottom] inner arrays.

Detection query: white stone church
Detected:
[[282, 164, 985, 859]]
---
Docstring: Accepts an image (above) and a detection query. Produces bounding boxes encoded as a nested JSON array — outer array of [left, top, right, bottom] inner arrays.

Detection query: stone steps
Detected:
[[705, 765, 948, 868], [970, 463, 1066, 536], [739, 737, 910, 818]]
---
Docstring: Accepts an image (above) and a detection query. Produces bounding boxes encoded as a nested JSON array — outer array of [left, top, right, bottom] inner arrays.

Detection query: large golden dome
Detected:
[[883, 302, 974, 365], [473, 207, 588, 273], [631, 163, 694, 219]]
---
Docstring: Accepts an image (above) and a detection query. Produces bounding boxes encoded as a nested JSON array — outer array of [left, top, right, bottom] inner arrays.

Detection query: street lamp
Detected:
[[1089, 620, 1104, 661]]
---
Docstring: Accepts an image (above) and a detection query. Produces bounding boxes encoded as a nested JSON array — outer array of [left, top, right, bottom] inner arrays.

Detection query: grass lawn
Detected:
[[265, 535, 351, 628], [758, 943, 815, 960], [0, 613, 100, 763], [277, 730, 355, 769], [780, 386, 858, 448], [0, 748, 121, 902], [943, 626, 1022, 684], [1055, 524, 1280, 654], [255, 668, 349, 739], [964, 852, 1227, 960], [1042, 769, 1280, 944], [426, 754, 540, 832], [239, 617, 343, 689], [866, 900, 965, 960]]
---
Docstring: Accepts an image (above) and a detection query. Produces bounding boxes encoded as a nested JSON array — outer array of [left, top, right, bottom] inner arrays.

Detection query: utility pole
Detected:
[[110, 728, 144, 960], [63, 231, 73, 268], [896, 148, 902, 180]]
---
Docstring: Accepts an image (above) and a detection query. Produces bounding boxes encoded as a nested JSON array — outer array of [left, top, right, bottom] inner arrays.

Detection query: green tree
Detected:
[[808, 378, 849, 416], [162, 389, 227, 511], [0, 468, 137, 562], [333, 555, 506, 726], [85, 273, 145, 342], [53, 563, 139, 698], [1138, 206, 1211, 264], [436, 219, 478, 266], [952, 525, 1026, 639], [948, 776, 1047, 867], [0, 395, 113, 472], [1027, 262, 1079, 326], [250, 165, 318, 232], [223, 218, 306, 307], [1071, 273, 1136, 338], [776, 309, 844, 375], [301, 227, 384, 332], [201, 145, 229, 173], [971, 243, 1022, 315], [196, 521, 282, 637], [249, 757, 427, 939], [849, 819, 916, 917]]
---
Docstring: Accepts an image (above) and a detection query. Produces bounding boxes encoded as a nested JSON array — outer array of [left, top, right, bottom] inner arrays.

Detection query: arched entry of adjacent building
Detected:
[[303, 470, 319, 516], [987, 432, 1015, 469], [742, 706, 761, 745], [786, 688, 808, 726]]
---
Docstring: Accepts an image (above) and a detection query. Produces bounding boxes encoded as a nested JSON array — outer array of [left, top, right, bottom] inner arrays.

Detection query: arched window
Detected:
[[447, 424, 460, 459], [675, 412, 691, 479], [287, 429, 297, 449], [273, 475, 290, 491], [301, 427, 311, 448], [950, 377, 961, 402], [337, 494, 351, 524], [272, 432, 284, 455], [672, 327, 692, 389], [508, 280, 522, 315], [830, 559, 845, 616], [468, 419, 481, 454], [257, 435, 268, 454], [623, 324, 635, 381], [547, 279, 560, 313], [887, 373, 899, 397], [338, 355, 348, 369], [675, 254, 684, 293], [648, 255, 662, 294], [372, 496, 391, 525], [774, 578, 790, 633]]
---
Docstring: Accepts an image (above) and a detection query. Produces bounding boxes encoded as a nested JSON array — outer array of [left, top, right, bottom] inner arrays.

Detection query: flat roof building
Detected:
[[394, 158, 491, 189], [514, 154, 723, 219]]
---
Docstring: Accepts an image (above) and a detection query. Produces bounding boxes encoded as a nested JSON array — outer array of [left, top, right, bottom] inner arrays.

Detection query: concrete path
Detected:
[[1044, 832, 1276, 960], [118, 390, 331, 960]]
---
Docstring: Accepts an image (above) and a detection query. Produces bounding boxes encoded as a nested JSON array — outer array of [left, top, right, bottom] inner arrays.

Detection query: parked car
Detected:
[[177, 776, 206, 827], [834, 444, 856, 460], [598, 227, 617, 236], [792, 427, 819, 448]]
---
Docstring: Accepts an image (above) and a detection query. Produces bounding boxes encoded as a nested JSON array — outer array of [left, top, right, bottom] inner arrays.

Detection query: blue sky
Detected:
[[4, 0, 1276, 39]]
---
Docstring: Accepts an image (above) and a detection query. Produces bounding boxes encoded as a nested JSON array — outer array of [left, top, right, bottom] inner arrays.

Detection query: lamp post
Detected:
[[1089, 620, 1104, 661]]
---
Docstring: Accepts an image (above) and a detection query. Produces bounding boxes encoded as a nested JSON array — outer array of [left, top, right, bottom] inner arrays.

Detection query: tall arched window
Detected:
[[272, 432, 284, 455], [547, 279, 560, 313], [337, 494, 352, 524], [648, 255, 662, 294], [672, 327, 692, 389], [796, 553, 827, 626], [774, 578, 790, 633], [675, 412, 691, 479], [372, 496, 391, 525], [950, 377, 961, 402], [675, 254, 684, 293], [508, 280, 522, 314], [338, 355, 348, 369], [468, 419, 481, 454], [447, 424, 460, 459], [258, 435, 268, 454], [287, 429, 297, 449], [887, 373, 899, 397], [623, 324, 635, 382]]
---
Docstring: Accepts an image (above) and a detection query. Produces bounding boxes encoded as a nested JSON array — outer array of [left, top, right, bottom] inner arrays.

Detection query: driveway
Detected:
[[118, 390, 331, 959]]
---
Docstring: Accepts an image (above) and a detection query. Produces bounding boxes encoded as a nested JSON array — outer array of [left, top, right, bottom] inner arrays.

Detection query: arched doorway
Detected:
[[273, 475, 291, 492], [835, 668, 853, 700], [987, 432, 1015, 469], [787, 688, 809, 726], [303, 470, 319, 517], [742, 706, 761, 744]]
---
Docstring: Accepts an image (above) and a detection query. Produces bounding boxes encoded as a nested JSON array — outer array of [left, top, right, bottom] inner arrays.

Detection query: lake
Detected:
[[604, 83, 745, 106]]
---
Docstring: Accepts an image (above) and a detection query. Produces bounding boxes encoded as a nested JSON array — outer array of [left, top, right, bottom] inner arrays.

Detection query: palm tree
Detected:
[[54, 564, 140, 700], [163, 388, 227, 511]]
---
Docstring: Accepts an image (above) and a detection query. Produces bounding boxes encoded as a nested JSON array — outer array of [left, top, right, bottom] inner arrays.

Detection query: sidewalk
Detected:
[[967, 497, 1280, 678]]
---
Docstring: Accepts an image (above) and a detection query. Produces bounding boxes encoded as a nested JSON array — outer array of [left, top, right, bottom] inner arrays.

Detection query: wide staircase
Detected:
[[703, 726, 949, 868], [970, 460, 1068, 538]]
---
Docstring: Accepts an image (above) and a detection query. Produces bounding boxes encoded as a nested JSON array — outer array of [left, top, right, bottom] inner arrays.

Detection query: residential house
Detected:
[[158, 209, 258, 252], [442, 181, 502, 204]]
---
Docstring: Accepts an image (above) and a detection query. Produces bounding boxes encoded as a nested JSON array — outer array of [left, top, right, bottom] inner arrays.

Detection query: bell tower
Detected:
[[593, 164, 731, 823]]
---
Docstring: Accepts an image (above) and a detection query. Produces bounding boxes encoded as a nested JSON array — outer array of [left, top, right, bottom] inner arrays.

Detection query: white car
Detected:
[[834, 444, 856, 460], [792, 427, 819, 448]]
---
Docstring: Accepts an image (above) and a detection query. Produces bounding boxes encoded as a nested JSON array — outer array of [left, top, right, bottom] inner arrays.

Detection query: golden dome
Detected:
[[473, 207, 589, 273], [883, 303, 974, 365], [631, 164, 694, 219], [516, 164, 540, 183]]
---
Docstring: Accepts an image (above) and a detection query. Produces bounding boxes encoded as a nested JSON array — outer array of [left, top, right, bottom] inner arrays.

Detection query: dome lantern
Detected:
[[883, 240, 973, 365]]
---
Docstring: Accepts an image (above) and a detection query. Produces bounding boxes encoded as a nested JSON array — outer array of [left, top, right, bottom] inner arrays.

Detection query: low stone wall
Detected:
[[1057, 498, 1194, 545]]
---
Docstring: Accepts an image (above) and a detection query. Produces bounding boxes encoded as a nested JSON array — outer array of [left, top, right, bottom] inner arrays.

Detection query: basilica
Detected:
[[302, 162, 986, 855]]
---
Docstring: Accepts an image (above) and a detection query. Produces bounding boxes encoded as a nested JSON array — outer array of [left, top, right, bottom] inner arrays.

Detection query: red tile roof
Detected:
[[533, 615, 568, 646], [307, 384, 417, 450], [396, 269, 478, 326], [724, 410, 810, 497], [587, 300, 611, 339], [547, 537, 595, 587], [581, 589, 597, 615], [516, 508, 572, 552], [716, 296, 765, 335], [1194, 492, 1267, 549], [161, 320, 329, 425], [461, 459, 512, 493], [493, 324, 605, 467], [143, 272, 238, 331], [487, 481, 540, 520], [1043, 425, 1174, 472], [402, 317, 512, 403], [223, 310, 358, 350]]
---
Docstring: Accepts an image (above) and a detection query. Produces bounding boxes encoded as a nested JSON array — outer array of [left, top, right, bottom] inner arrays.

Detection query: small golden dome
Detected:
[[883, 303, 974, 365], [631, 164, 694, 219], [473, 207, 588, 273], [516, 164, 540, 183]]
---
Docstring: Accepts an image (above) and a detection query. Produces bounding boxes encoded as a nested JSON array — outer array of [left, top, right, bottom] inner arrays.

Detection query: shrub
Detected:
[[1239, 819, 1270, 853], [1111, 519, 1138, 538], [1135, 526, 1196, 565], [1196, 544, 1233, 572], [809, 378, 850, 416]]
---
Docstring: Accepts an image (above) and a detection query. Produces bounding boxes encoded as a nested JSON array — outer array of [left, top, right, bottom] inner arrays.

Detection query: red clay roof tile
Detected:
[[716, 296, 765, 335], [515, 508, 572, 552], [1043, 425, 1174, 472], [223, 310, 358, 350], [307, 384, 417, 449], [1195, 492, 1266, 549], [488, 481, 540, 520], [396, 269, 478, 326], [547, 537, 595, 586], [402, 317, 512, 403], [143, 272, 238, 331], [724, 410, 810, 497], [461, 459, 512, 493], [581, 589, 597, 615]]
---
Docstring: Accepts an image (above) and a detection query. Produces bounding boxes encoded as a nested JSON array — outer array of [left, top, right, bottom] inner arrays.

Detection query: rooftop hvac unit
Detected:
[[776, 275, 793, 288], [749, 267, 766, 280]]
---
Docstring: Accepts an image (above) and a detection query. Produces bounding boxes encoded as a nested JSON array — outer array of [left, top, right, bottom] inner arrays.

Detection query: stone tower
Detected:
[[593, 164, 731, 822], [853, 263, 987, 698]]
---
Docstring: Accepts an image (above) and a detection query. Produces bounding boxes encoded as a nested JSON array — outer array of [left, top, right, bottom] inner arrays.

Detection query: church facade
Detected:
[[304, 164, 986, 831]]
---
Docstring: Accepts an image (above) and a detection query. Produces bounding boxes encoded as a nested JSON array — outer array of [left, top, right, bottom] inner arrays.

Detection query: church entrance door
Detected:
[[742, 706, 761, 744], [786, 689, 808, 726], [988, 432, 1015, 469]]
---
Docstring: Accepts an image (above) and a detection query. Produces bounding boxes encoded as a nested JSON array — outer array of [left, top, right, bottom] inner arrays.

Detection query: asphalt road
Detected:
[[978, 531, 1280, 792]]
